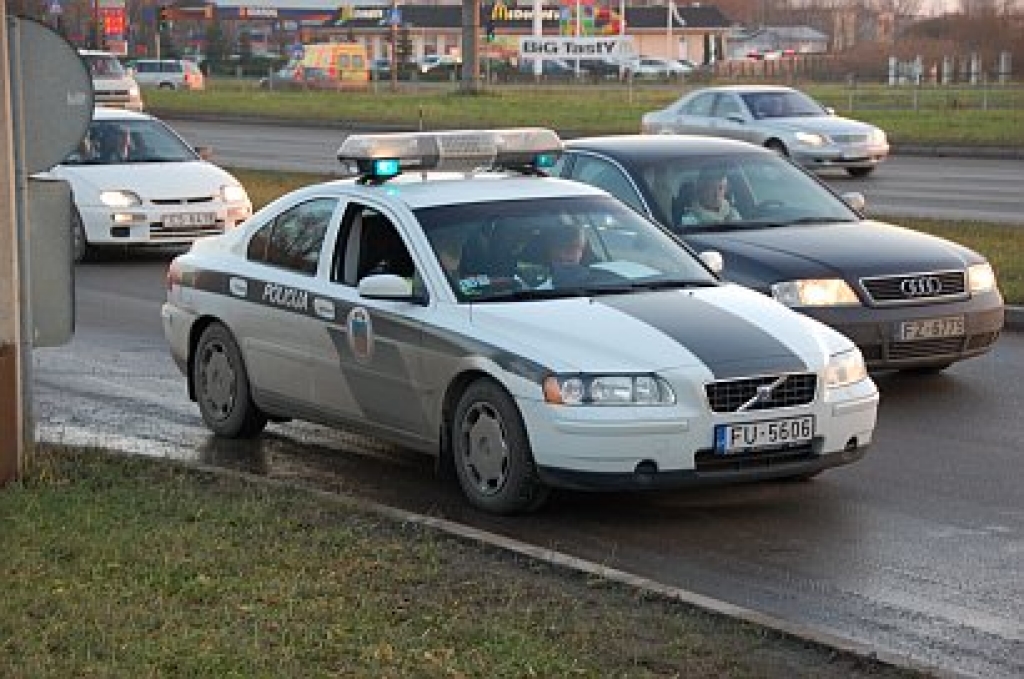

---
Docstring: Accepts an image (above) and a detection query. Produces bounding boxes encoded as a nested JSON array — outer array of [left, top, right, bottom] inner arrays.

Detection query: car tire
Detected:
[[193, 322, 268, 438], [846, 167, 875, 178], [451, 378, 550, 514], [765, 139, 789, 156], [71, 207, 94, 264]]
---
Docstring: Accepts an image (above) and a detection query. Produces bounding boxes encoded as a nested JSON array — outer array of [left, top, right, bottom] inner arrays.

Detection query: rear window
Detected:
[[82, 54, 127, 79]]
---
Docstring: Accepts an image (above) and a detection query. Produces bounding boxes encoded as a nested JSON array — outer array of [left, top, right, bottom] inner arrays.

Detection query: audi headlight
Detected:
[[771, 279, 860, 307], [221, 184, 249, 203], [99, 190, 142, 208], [543, 374, 675, 406], [826, 348, 867, 389], [967, 262, 997, 294], [794, 131, 827, 147]]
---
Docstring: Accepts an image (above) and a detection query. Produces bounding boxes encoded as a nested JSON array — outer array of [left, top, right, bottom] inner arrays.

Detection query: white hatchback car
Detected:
[[162, 128, 879, 515], [45, 108, 252, 262]]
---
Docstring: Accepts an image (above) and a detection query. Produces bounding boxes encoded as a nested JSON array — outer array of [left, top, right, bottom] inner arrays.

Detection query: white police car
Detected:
[[162, 128, 879, 514]]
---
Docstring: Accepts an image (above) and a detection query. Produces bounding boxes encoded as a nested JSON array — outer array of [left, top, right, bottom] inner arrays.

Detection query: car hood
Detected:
[[469, 284, 843, 379], [767, 115, 876, 135], [49, 161, 237, 200], [684, 221, 979, 286]]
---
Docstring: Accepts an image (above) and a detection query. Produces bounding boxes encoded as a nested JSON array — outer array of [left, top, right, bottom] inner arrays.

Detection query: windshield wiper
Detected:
[[625, 279, 718, 291], [766, 216, 857, 227]]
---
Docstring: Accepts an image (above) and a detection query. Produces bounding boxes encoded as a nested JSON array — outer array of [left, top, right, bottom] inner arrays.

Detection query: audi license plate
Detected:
[[714, 415, 814, 455], [163, 212, 216, 228], [898, 315, 965, 341]]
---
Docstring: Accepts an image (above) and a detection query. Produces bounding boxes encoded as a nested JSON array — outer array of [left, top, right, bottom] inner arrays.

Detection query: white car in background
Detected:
[[79, 49, 143, 111], [44, 107, 251, 262], [627, 56, 690, 79]]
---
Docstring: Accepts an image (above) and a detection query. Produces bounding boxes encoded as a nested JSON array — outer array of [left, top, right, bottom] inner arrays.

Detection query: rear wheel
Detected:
[[451, 379, 549, 514], [846, 167, 875, 178], [193, 322, 267, 438]]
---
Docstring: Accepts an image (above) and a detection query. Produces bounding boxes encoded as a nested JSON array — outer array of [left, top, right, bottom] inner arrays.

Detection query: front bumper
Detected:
[[802, 294, 1004, 370], [79, 202, 250, 248], [791, 143, 889, 170], [517, 374, 878, 491]]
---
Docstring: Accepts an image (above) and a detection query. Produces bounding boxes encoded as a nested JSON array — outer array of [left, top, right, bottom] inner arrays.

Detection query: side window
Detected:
[[682, 93, 714, 116], [338, 55, 351, 69], [569, 155, 645, 215], [352, 55, 365, 69], [138, 62, 156, 74], [713, 94, 743, 119], [247, 198, 338, 275], [332, 204, 414, 286]]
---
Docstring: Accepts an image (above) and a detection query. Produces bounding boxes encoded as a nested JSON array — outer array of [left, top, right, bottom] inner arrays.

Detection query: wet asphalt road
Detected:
[[32, 255, 1024, 678], [168, 119, 1024, 225]]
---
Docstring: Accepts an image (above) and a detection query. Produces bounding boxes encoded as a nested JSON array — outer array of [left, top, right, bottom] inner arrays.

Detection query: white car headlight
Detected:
[[826, 348, 868, 389], [771, 279, 860, 307], [221, 184, 249, 203], [543, 374, 675, 406], [870, 128, 888, 144], [967, 262, 997, 294], [794, 131, 827, 146], [99, 190, 142, 208]]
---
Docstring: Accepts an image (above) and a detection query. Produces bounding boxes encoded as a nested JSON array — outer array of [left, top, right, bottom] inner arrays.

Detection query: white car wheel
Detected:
[[193, 322, 267, 438]]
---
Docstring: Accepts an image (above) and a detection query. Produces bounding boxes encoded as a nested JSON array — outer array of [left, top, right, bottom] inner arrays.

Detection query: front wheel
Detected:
[[846, 167, 875, 178], [193, 322, 267, 438], [71, 208, 93, 264], [451, 379, 550, 514]]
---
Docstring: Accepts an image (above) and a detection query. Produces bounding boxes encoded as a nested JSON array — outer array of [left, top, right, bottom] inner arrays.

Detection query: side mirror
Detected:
[[358, 273, 418, 301], [841, 192, 866, 213], [699, 250, 724, 275], [195, 146, 213, 161], [824, 106, 836, 116]]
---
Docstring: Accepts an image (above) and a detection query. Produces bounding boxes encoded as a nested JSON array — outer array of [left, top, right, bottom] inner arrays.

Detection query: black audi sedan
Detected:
[[553, 135, 1004, 372]]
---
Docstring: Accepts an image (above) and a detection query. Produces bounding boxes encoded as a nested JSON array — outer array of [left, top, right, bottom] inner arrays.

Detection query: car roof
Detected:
[[689, 84, 797, 94], [565, 135, 771, 162], [284, 174, 608, 211]]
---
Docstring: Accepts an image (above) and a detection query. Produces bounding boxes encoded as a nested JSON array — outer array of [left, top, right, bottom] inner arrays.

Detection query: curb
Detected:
[[151, 454, 964, 679]]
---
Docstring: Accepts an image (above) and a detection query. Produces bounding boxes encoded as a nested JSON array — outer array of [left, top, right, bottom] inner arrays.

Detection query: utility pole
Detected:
[[389, 0, 398, 92], [1, 0, 26, 485], [460, 0, 480, 93]]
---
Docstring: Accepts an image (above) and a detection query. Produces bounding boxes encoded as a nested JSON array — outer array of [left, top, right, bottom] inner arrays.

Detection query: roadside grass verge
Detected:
[[231, 168, 1023, 305], [0, 445, 926, 678], [148, 84, 1024, 147]]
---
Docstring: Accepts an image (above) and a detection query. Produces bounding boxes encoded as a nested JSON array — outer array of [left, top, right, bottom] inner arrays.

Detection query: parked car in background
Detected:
[[641, 85, 889, 177], [258, 66, 342, 91], [79, 49, 143, 111], [43, 107, 251, 263], [554, 135, 1004, 373], [627, 56, 690, 79], [519, 58, 588, 78], [418, 54, 461, 74], [131, 59, 205, 90]]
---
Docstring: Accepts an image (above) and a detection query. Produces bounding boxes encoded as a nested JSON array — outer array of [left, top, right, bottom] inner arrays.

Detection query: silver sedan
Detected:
[[641, 85, 889, 177]]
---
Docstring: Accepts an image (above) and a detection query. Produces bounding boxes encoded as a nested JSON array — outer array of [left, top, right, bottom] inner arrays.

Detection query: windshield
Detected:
[[62, 119, 199, 165], [82, 54, 127, 79], [634, 151, 859, 232], [415, 195, 718, 303], [741, 90, 826, 119]]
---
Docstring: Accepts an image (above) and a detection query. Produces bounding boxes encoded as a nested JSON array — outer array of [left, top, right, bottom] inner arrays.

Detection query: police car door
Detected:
[[236, 196, 339, 410], [307, 201, 434, 445]]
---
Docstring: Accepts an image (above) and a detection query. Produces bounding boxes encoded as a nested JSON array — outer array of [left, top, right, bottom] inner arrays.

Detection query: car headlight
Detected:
[[967, 262, 997, 294], [99, 190, 142, 208], [543, 374, 676, 406], [870, 128, 887, 144], [825, 348, 867, 389], [770, 279, 860, 307], [794, 131, 827, 146], [221, 184, 249, 203]]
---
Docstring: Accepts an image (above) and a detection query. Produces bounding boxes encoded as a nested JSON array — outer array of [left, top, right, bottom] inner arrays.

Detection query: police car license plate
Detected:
[[898, 315, 965, 341], [714, 415, 814, 455], [164, 212, 216, 228]]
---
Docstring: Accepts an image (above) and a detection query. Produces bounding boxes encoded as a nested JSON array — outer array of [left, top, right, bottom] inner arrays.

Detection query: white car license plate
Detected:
[[714, 415, 814, 455], [163, 212, 216, 228], [898, 315, 965, 341]]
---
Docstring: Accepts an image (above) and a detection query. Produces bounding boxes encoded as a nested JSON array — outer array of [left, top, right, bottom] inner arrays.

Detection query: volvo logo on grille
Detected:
[[737, 376, 787, 412], [900, 276, 943, 297]]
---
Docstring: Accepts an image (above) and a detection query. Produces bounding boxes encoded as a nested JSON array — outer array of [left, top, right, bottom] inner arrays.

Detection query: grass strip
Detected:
[[231, 168, 1023, 305], [1, 445, 926, 678]]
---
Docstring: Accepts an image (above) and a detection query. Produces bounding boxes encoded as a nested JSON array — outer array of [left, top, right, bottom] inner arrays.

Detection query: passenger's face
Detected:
[[699, 178, 727, 207]]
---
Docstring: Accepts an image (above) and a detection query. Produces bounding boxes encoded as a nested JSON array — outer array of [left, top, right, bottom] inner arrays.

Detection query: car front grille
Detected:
[[152, 196, 216, 205], [888, 336, 965, 360], [860, 270, 967, 305], [832, 133, 869, 144], [694, 445, 816, 472], [705, 373, 817, 413]]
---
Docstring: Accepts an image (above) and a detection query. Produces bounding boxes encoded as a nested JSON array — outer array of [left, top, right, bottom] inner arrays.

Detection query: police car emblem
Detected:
[[347, 306, 374, 362]]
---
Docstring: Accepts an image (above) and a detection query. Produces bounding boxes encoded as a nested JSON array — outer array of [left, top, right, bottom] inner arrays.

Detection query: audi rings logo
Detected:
[[900, 276, 943, 297]]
